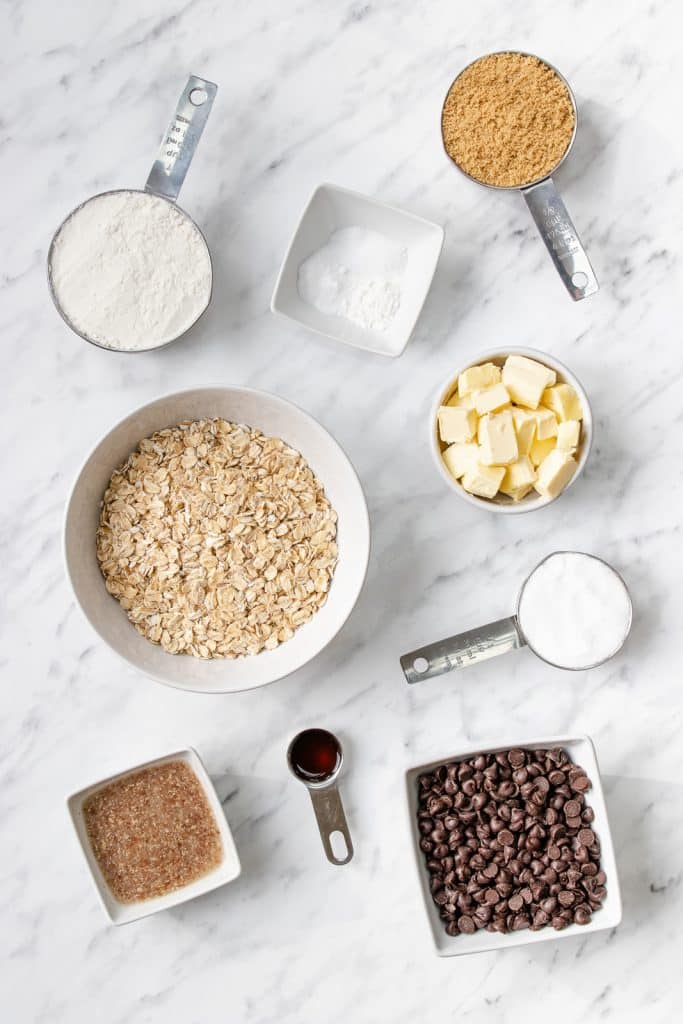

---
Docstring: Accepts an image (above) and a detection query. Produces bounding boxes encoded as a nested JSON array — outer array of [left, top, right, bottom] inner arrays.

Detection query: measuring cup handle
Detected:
[[522, 178, 598, 301], [145, 75, 217, 202], [308, 785, 354, 866], [400, 616, 524, 684]]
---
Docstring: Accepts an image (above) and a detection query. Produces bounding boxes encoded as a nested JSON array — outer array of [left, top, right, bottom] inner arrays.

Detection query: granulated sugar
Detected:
[[49, 190, 212, 350], [297, 226, 407, 335], [517, 552, 632, 669]]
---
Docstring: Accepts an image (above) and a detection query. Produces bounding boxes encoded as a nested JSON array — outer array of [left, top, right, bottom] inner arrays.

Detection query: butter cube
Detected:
[[500, 456, 537, 500], [534, 449, 578, 498], [477, 409, 518, 466], [442, 442, 479, 480], [472, 383, 511, 416], [511, 408, 537, 455], [446, 390, 475, 409], [557, 420, 581, 451], [502, 355, 557, 409], [530, 435, 556, 467], [461, 463, 505, 499], [458, 362, 501, 397], [542, 384, 583, 422], [533, 407, 559, 440], [437, 405, 477, 444]]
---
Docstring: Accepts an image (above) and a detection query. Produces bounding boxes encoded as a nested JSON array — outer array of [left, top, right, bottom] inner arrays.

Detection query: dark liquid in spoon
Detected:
[[289, 729, 341, 783]]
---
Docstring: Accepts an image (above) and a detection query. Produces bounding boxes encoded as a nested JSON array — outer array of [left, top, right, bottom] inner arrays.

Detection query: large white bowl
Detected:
[[64, 386, 370, 693]]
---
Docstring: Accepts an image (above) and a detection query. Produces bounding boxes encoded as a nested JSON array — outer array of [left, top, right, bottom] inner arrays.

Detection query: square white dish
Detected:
[[67, 747, 241, 925], [405, 735, 621, 956], [271, 183, 444, 357]]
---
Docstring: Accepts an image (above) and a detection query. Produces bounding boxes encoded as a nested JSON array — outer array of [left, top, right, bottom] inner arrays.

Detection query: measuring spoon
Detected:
[[287, 729, 354, 866], [47, 74, 217, 351], [442, 51, 598, 301], [401, 552, 632, 683]]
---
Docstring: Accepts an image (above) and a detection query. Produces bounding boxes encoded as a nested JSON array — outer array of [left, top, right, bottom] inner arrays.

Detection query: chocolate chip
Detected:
[[417, 747, 606, 940]]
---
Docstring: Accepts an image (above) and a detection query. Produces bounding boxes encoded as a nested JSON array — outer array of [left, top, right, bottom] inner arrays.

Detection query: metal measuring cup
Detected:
[[47, 74, 217, 352], [287, 729, 354, 866], [401, 552, 632, 683], [441, 51, 598, 301]]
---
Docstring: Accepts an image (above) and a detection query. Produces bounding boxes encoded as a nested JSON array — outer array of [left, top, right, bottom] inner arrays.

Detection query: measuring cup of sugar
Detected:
[[441, 51, 598, 301], [401, 552, 632, 684], [47, 75, 216, 352]]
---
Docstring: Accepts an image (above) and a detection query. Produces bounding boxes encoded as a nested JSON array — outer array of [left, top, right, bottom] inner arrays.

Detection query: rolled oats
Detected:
[[96, 418, 338, 658]]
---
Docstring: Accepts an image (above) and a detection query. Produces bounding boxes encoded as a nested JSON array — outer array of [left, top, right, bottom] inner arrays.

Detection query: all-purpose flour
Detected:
[[517, 552, 632, 669], [297, 226, 407, 335], [49, 191, 212, 350]]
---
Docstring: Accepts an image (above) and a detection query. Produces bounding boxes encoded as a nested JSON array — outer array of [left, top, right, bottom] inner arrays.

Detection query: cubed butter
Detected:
[[477, 409, 518, 466], [511, 408, 537, 456], [541, 384, 583, 422], [446, 390, 475, 409], [437, 405, 477, 444], [502, 355, 557, 409], [530, 435, 556, 467], [499, 456, 537, 500], [461, 463, 506, 499], [442, 442, 479, 480], [556, 420, 581, 451], [472, 382, 511, 416], [458, 362, 501, 397], [533, 407, 559, 440], [534, 449, 578, 498]]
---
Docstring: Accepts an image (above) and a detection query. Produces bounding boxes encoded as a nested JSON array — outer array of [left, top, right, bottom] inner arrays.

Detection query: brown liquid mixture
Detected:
[[289, 729, 341, 783], [83, 760, 223, 904]]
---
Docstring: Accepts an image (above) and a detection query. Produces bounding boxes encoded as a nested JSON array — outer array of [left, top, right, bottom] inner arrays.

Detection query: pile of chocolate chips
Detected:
[[417, 747, 606, 937]]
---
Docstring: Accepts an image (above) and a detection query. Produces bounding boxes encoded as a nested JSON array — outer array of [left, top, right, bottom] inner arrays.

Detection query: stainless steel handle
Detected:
[[308, 785, 354, 866], [523, 178, 598, 301], [145, 75, 217, 202], [400, 616, 525, 684]]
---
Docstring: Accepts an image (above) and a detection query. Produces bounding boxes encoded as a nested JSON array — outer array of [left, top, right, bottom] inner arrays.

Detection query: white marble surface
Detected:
[[2, 1, 682, 1020]]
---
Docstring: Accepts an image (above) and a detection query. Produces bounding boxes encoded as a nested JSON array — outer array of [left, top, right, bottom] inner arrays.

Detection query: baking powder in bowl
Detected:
[[517, 552, 631, 669], [297, 226, 407, 335], [49, 191, 212, 350]]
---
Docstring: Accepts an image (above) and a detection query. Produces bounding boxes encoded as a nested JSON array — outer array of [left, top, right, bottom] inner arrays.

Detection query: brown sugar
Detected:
[[83, 760, 223, 903], [441, 52, 575, 188]]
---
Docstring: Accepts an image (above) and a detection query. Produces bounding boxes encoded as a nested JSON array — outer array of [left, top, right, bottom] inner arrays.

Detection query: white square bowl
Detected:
[[271, 183, 444, 357], [405, 735, 621, 956], [67, 747, 241, 925]]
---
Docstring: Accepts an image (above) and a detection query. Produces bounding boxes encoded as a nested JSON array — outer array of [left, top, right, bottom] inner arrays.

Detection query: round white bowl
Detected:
[[64, 386, 370, 693], [431, 347, 593, 514]]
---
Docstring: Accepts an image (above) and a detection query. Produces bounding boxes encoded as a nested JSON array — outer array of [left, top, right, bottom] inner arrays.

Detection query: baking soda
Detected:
[[297, 226, 407, 334]]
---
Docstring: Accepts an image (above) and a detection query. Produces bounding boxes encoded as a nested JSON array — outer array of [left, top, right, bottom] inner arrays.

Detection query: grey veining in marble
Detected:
[[2, 0, 682, 1021]]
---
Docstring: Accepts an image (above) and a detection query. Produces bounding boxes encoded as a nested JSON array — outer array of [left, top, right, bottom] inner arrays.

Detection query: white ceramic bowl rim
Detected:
[[430, 346, 593, 515], [63, 385, 371, 693]]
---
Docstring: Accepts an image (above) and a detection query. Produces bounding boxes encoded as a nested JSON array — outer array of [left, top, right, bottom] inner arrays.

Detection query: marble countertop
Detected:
[[3, 1, 682, 1021]]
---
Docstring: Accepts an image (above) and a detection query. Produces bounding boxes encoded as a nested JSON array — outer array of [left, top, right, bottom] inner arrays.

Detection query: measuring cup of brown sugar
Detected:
[[287, 729, 354, 866], [441, 51, 598, 301]]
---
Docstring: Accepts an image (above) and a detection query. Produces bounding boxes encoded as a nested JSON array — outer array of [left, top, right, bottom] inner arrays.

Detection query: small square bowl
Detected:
[[405, 735, 621, 956], [271, 183, 444, 357], [67, 748, 241, 925]]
